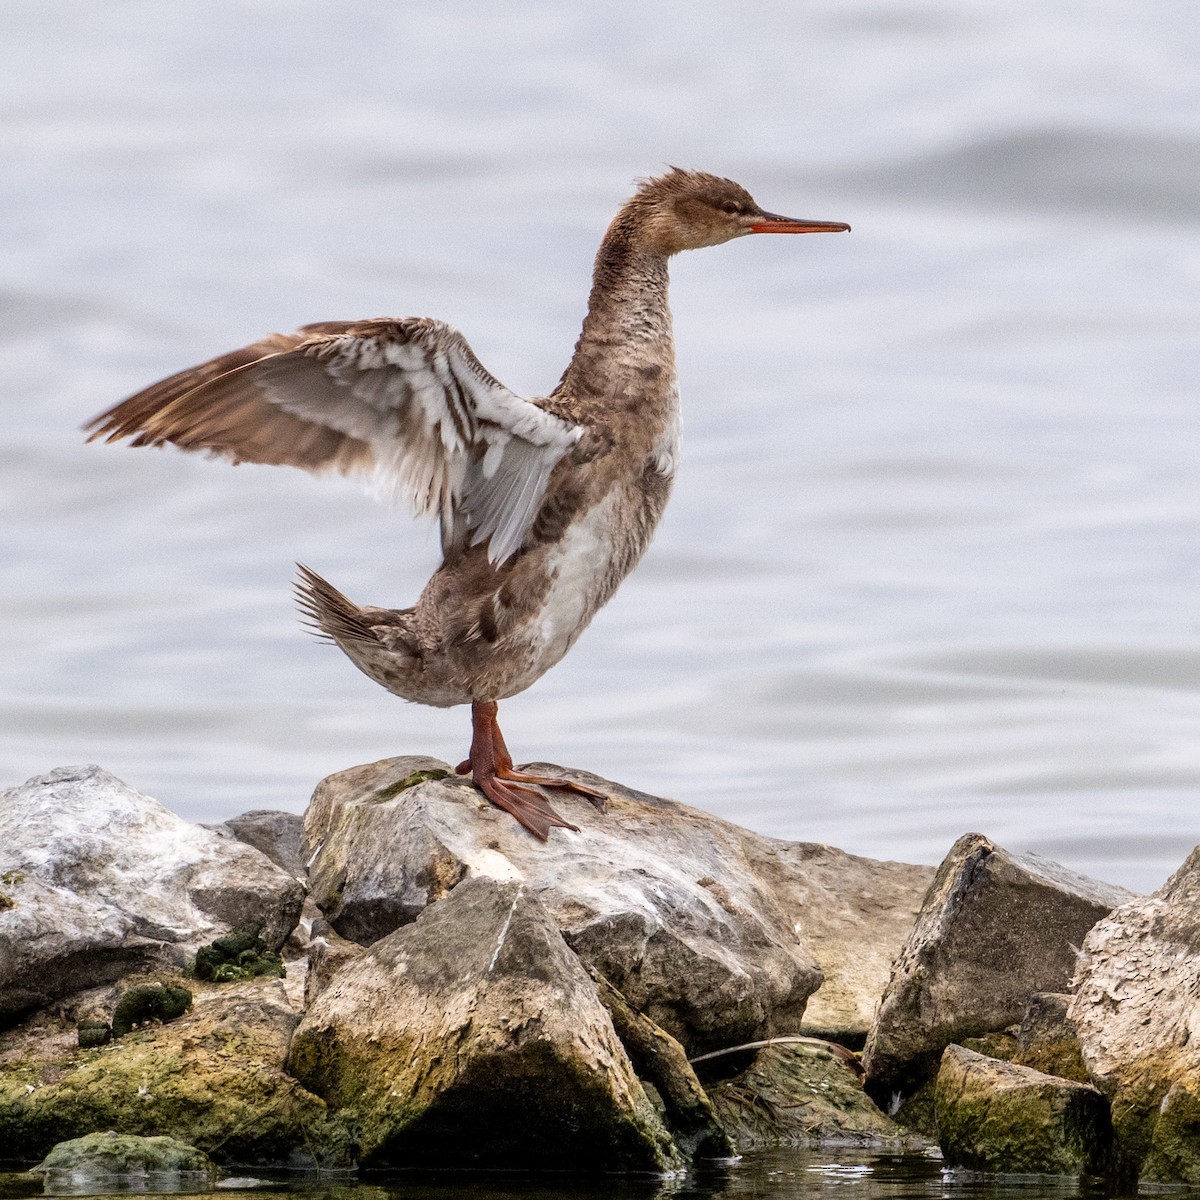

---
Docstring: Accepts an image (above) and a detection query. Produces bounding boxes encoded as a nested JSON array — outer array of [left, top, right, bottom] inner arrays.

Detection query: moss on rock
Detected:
[[704, 1039, 909, 1147], [891, 1075, 938, 1136], [935, 1044, 1111, 1176], [1141, 1079, 1200, 1184], [0, 973, 351, 1167], [33, 1130, 214, 1175], [374, 768, 450, 801], [193, 929, 285, 983], [1013, 1039, 1090, 1085], [0, 871, 22, 911], [111, 984, 192, 1037], [75, 1019, 111, 1049], [1091, 1052, 1200, 1187], [961, 1032, 1018, 1062]]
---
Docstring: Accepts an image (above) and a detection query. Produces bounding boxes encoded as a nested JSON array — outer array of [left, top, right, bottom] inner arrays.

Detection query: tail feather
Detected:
[[293, 563, 378, 646]]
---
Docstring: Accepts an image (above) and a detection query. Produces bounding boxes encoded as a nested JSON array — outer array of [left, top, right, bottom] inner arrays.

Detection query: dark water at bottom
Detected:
[[0, 1149, 1130, 1200]]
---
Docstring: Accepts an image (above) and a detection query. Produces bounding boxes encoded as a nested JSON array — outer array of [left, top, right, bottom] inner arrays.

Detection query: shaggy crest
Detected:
[[632, 167, 757, 213]]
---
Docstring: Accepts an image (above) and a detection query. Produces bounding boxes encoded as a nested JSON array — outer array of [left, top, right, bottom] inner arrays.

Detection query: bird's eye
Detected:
[[722, 201, 741, 215]]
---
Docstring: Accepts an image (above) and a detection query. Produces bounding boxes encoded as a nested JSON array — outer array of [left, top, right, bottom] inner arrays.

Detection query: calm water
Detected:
[[0, 1149, 1127, 1200], [3, 1, 1200, 892]]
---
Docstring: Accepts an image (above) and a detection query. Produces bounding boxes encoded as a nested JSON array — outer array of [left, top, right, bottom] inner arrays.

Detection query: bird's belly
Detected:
[[502, 485, 641, 697]]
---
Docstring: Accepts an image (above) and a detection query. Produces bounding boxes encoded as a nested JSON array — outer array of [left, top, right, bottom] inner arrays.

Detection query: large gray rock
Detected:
[[863, 833, 1130, 1106], [302, 757, 933, 1056], [935, 1044, 1111, 1176], [208, 810, 306, 879], [1070, 846, 1200, 1185], [302, 757, 824, 1055], [754, 842, 933, 1044], [287, 875, 678, 1170], [0, 766, 304, 1023]]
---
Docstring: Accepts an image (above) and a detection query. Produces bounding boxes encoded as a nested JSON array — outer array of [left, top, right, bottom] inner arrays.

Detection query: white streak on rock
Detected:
[[487, 884, 524, 974]]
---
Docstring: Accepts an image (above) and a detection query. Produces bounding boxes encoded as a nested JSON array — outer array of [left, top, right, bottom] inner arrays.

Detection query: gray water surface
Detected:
[[3, 1, 1199, 892]]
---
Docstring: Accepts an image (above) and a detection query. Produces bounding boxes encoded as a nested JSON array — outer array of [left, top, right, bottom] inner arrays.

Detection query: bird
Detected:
[[86, 168, 849, 840]]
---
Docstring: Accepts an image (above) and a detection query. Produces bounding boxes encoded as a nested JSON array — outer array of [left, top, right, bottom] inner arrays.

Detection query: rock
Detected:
[[303, 756, 849, 1055], [32, 1130, 214, 1177], [0, 970, 349, 1166], [1070, 846, 1200, 1185], [863, 833, 1130, 1106], [587, 966, 732, 1159], [961, 1031, 1019, 1062], [0, 766, 305, 1024], [702, 1038, 904, 1147], [753, 842, 933, 1045], [287, 875, 678, 1170], [210, 810, 306, 880], [888, 1031, 1023, 1137], [935, 1044, 1111, 1176], [949, 998, 1089, 1091], [303, 926, 365, 1008], [1013, 993, 1089, 1084], [303, 756, 460, 939]]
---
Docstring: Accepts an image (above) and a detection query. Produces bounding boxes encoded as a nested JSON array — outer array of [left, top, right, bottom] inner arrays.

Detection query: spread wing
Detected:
[[85, 317, 582, 564]]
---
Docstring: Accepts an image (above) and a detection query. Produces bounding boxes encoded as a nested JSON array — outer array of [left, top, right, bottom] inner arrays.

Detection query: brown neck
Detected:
[[558, 205, 675, 400]]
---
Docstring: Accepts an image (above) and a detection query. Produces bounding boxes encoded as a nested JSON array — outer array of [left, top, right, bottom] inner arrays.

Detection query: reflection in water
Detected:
[[0, 1150, 1124, 1200]]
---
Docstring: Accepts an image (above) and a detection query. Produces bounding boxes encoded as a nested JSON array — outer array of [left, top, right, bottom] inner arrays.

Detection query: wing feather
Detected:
[[86, 317, 581, 563]]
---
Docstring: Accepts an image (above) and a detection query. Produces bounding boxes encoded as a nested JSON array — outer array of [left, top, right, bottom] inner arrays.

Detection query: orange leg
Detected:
[[455, 700, 607, 840]]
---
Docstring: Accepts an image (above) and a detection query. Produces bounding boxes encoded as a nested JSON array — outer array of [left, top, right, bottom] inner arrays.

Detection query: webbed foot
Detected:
[[459, 700, 607, 839]]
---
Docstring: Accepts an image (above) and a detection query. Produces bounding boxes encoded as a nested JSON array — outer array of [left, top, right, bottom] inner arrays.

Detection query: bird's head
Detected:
[[627, 167, 850, 255]]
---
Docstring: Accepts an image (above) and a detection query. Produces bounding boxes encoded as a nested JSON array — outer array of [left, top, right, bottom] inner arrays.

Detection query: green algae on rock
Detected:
[[32, 1130, 214, 1176], [193, 929, 285, 983], [704, 1039, 906, 1148], [935, 1044, 1111, 1176], [111, 983, 193, 1037], [0, 973, 350, 1167], [889, 1074, 938, 1137], [374, 767, 451, 801], [1140, 1079, 1200, 1185], [1070, 847, 1200, 1187], [75, 1018, 112, 1049]]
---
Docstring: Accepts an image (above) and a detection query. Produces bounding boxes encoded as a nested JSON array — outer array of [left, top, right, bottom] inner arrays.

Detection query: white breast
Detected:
[[650, 390, 683, 477], [528, 487, 624, 672], [506, 389, 682, 697]]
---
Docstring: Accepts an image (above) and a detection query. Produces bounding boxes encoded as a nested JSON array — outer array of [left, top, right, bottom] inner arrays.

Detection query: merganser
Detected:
[[86, 168, 849, 839]]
